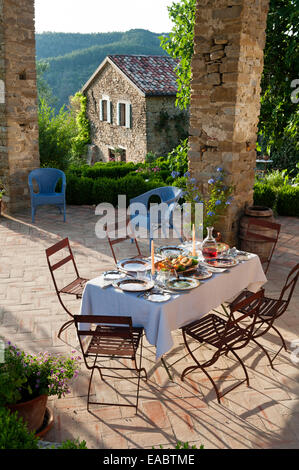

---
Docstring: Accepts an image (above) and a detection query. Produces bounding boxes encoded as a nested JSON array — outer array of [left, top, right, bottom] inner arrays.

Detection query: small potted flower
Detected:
[[0, 342, 80, 433]]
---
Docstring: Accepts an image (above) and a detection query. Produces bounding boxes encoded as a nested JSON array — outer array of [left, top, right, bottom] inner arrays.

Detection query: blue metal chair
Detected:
[[129, 186, 183, 250], [28, 168, 66, 223]]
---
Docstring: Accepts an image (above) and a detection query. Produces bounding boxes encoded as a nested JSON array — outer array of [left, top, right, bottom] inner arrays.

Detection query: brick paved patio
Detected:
[[0, 205, 298, 449]]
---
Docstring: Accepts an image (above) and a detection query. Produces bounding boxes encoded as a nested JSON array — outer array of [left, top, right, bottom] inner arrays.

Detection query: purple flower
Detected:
[[215, 200, 222, 206], [171, 171, 180, 178], [208, 178, 215, 185], [184, 171, 190, 178], [208, 211, 215, 216], [225, 201, 231, 205], [216, 167, 223, 172]]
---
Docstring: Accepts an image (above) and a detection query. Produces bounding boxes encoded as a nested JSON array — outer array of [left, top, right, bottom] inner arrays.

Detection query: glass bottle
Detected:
[[202, 226, 218, 260]]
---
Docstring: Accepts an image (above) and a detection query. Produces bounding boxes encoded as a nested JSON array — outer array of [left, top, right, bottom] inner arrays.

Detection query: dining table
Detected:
[[79, 248, 267, 361]]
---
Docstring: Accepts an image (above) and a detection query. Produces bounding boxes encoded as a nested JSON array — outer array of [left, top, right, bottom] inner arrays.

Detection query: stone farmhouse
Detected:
[[81, 55, 189, 163]]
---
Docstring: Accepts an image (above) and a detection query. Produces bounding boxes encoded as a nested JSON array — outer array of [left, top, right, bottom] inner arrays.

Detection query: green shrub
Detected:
[[0, 408, 39, 449], [80, 162, 140, 179], [253, 183, 277, 209], [276, 185, 299, 217], [66, 174, 95, 205], [58, 438, 88, 449]]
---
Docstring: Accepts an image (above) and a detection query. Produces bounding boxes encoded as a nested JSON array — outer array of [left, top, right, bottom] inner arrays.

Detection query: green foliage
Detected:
[[253, 182, 278, 208], [65, 171, 166, 206], [0, 343, 80, 406], [36, 60, 57, 108], [36, 30, 168, 110], [0, 408, 39, 450], [73, 161, 140, 179], [166, 138, 189, 175], [175, 440, 204, 449], [57, 438, 88, 449], [38, 98, 78, 170], [258, 0, 299, 168], [276, 185, 299, 216], [69, 92, 91, 158], [160, 0, 196, 110]]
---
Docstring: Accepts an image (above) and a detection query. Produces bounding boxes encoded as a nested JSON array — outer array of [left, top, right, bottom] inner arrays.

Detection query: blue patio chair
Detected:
[[28, 168, 66, 223], [129, 186, 183, 250]]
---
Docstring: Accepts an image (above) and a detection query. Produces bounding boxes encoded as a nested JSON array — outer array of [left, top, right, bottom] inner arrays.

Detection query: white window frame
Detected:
[[116, 100, 132, 129], [99, 95, 112, 123]]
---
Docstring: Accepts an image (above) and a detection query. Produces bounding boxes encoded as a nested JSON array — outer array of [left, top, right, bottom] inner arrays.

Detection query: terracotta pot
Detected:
[[7, 394, 48, 433], [239, 205, 275, 259]]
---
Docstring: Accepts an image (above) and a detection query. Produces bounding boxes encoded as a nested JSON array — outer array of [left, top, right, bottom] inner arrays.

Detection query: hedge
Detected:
[[276, 185, 299, 217], [253, 183, 277, 209], [66, 173, 166, 207], [68, 161, 142, 180], [253, 182, 299, 216]]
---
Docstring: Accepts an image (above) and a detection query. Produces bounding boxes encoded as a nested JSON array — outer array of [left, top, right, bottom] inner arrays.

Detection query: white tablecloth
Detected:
[[79, 255, 267, 360]]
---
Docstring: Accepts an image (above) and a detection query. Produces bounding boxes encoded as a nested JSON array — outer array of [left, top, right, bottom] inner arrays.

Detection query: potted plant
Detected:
[[174, 166, 234, 240], [0, 342, 80, 433]]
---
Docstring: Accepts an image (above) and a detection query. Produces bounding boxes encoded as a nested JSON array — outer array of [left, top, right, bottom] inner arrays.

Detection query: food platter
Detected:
[[204, 257, 239, 268], [113, 278, 154, 292], [156, 254, 199, 274], [165, 277, 200, 291], [117, 258, 151, 273]]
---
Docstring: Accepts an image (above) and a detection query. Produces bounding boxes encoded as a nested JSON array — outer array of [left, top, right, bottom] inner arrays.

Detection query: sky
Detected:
[[34, 0, 175, 34]]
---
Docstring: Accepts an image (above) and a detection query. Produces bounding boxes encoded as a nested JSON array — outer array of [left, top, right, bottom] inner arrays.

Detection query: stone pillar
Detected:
[[0, 0, 40, 214], [189, 0, 269, 245]]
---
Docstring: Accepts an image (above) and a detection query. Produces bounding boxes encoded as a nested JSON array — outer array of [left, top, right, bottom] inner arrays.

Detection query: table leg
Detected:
[[160, 356, 173, 381]]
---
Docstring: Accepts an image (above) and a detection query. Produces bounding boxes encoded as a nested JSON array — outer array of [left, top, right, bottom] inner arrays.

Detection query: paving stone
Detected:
[[0, 207, 298, 449]]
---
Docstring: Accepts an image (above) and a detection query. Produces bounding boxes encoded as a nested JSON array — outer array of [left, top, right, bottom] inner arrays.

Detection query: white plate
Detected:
[[204, 257, 239, 268], [146, 293, 171, 302], [117, 258, 151, 273], [113, 278, 154, 292], [191, 270, 213, 280], [159, 246, 187, 258], [166, 277, 200, 291], [103, 270, 126, 281]]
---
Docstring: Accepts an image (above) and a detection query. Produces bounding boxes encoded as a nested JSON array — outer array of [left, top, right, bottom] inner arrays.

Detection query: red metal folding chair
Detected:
[[105, 216, 143, 264], [45, 237, 89, 338], [242, 218, 281, 274], [181, 290, 265, 403], [74, 315, 147, 412], [228, 263, 299, 367]]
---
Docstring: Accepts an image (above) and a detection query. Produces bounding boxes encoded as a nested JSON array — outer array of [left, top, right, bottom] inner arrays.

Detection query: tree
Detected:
[[160, 0, 299, 171], [36, 60, 57, 108], [160, 0, 196, 110], [258, 0, 299, 171]]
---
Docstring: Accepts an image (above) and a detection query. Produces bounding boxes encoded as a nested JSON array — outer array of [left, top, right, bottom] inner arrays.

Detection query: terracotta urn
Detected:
[[7, 394, 48, 433]]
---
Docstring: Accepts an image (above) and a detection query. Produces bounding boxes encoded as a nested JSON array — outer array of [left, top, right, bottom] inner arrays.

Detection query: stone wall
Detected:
[[0, 0, 40, 214], [189, 0, 269, 244], [84, 62, 147, 163], [146, 96, 189, 157]]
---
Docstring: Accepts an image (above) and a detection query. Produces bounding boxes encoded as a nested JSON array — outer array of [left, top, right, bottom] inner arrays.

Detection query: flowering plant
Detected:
[[172, 167, 234, 235], [0, 342, 80, 406]]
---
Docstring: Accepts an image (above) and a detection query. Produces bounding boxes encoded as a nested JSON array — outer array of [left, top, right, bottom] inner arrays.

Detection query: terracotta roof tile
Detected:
[[108, 55, 179, 96]]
